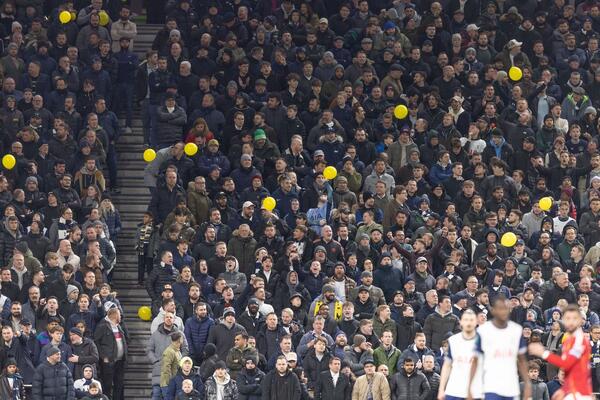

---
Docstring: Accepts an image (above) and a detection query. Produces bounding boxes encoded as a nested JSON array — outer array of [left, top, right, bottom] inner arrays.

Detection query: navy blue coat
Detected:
[[184, 315, 215, 360]]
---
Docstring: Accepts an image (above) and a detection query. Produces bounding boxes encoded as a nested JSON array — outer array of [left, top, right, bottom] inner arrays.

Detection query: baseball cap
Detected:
[[242, 201, 255, 208]]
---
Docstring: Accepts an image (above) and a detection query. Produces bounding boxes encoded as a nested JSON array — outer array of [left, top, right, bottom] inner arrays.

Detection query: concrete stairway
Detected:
[[110, 23, 162, 399]]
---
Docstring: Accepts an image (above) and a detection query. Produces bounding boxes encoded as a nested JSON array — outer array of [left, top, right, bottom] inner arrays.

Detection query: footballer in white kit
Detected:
[[468, 297, 531, 400], [438, 310, 483, 400]]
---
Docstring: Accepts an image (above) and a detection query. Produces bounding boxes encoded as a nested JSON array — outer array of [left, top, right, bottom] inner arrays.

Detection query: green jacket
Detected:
[[373, 345, 402, 375], [225, 345, 259, 378], [372, 317, 398, 343], [160, 343, 182, 387]]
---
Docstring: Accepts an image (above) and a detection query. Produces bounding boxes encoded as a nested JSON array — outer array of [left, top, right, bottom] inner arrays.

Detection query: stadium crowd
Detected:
[[3, 0, 600, 399]]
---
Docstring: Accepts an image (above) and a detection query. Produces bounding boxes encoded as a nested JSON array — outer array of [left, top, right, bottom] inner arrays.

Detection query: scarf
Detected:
[[448, 106, 464, 123]]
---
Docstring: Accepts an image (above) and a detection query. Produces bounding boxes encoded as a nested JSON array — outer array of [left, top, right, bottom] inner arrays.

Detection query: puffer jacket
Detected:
[[145, 263, 179, 300], [204, 374, 238, 400], [157, 105, 187, 146], [227, 230, 257, 276], [196, 149, 231, 177], [389, 369, 430, 400], [32, 360, 76, 400], [184, 315, 215, 361], [0, 222, 22, 267], [423, 309, 460, 351], [24, 232, 52, 262]]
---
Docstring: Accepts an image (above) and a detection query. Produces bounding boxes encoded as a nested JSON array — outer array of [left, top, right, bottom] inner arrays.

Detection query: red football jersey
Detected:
[[545, 329, 592, 397]]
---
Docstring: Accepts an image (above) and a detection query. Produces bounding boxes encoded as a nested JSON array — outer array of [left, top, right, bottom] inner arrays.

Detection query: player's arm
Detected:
[[542, 349, 581, 371], [530, 337, 583, 371], [437, 357, 452, 400]]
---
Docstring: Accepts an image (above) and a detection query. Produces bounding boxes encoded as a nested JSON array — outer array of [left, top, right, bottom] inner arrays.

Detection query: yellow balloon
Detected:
[[98, 10, 110, 26], [59, 10, 71, 24], [138, 306, 152, 321], [539, 196, 553, 211], [143, 148, 156, 162], [394, 104, 408, 119], [184, 142, 198, 156], [2, 154, 15, 170], [262, 196, 276, 211], [70, 11, 77, 21], [323, 166, 338, 180], [509, 66, 523, 81], [501, 232, 517, 247]]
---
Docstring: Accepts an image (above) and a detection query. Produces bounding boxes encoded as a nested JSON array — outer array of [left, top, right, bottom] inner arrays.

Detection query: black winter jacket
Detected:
[[93, 318, 128, 362], [145, 263, 179, 300], [32, 360, 76, 400]]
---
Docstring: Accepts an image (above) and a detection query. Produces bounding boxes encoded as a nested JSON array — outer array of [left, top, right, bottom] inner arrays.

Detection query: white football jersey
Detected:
[[445, 332, 483, 398], [475, 320, 526, 397]]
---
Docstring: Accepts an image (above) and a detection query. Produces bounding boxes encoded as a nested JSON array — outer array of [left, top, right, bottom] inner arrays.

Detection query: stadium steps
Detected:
[[109, 22, 163, 400]]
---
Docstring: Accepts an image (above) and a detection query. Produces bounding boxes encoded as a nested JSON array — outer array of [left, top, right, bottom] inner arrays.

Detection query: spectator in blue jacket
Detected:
[[184, 302, 214, 364], [428, 151, 452, 186], [196, 139, 231, 177]]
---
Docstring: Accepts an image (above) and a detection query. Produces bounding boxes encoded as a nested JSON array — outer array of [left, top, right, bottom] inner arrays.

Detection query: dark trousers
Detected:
[[138, 254, 153, 283], [148, 104, 159, 148], [115, 83, 134, 127], [107, 144, 118, 188], [99, 358, 125, 400], [141, 99, 151, 145]]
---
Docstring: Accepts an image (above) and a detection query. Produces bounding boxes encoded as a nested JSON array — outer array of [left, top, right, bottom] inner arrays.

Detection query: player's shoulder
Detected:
[[449, 331, 475, 345], [506, 320, 523, 333]]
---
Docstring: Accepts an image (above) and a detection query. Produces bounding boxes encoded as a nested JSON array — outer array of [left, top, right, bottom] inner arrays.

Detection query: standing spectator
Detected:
[[351, 360, 391, 400], [94, 307, 127, 400], [423, 296, 461, 351], [32, 346, 75, 400], [314, 356, 352, 400], [157, 95, 187, 148], [236, 356, 264, 400], [206, 307, 247, 361], [148, 170, 186, 223], [68, 326, 99, 381], [261, 355, 302, 400], [146, 251, 179, 302], [204, 360, 238, 400], [373, 330, 402, 375], [389, 355, 431, 400], [160, 332, 185, 398], [110, 5, 137, 53], [0, 357, 25, 399], [147, 311, 188, 400], [184, 302, 214, 365]]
